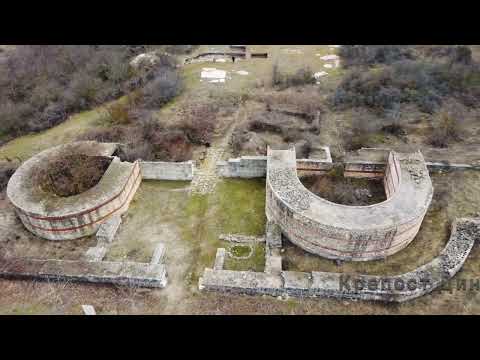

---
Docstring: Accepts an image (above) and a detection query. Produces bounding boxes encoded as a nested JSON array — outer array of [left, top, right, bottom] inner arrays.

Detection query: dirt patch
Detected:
[[37, 155, 112, 197]]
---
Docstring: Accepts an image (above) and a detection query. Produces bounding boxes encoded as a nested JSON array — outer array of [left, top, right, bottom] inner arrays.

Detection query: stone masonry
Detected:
[[96, 215, 122, 244], [199, 218, 479, 302], [266, 147, 433, 261], [140, 161, 194, 181]]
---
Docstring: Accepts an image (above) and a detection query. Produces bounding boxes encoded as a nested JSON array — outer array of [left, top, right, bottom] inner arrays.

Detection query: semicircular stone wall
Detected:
[[7, 141, 141, 241], [266, 147, 433, 261]]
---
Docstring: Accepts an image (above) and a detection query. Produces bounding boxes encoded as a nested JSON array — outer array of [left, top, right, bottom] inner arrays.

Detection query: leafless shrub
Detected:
[[0, 45, 182, 141], [344, 111, 379, 151], [338, 45, 415, 67], [37, 154, 112, 197], [178, 103, 217, 145], [0, 161, 19, 191], [428, 100, 466, 148], [272, 64, 316, 89], [140, 68, 183, 108]]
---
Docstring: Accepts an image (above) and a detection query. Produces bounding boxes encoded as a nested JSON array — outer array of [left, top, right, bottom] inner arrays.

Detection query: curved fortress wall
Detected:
[[266, 148, 433, 261], [7, 142, 141, 241]]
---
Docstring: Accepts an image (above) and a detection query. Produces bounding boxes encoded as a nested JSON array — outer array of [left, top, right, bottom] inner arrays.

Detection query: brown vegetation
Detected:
[[37, 155, 112, 197]]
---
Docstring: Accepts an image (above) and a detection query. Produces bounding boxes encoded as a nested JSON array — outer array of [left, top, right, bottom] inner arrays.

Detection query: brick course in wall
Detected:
[[7, 142, 141, 241], [266, 147, 433, 261]]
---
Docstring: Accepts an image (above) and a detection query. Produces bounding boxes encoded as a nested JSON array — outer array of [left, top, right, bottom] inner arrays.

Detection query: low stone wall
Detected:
[[296, 158, 334, 177], [199, 218, 479, 302], [217, 156, 268, 178], [0, 257, 168, 288], [140, 161, 194, 181], [344, 148, 480, 178], [96, 215, 122, 243], [217, 147, 333, 179]]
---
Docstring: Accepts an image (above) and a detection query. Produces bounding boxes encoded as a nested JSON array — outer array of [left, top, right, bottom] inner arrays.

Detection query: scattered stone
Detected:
[[81, 305, 96, 315], [314, 71, 328, 79], [319, 54, 339, 61], [200, 68, 227, 82]]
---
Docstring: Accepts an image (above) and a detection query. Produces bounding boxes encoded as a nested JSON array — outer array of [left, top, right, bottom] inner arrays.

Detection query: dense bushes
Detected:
[[338, 45, 414, 67], [140, 68, 183, 109], [272, 63, 316, 89], [428, 100, 466, 148], [79, 115, 194, 163], [331, 59, 480, 113], [0, 45, 181, 141]]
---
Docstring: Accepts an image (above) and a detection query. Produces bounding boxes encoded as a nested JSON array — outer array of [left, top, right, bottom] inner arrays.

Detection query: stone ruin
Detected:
[[266, 147, 433, 261], [199, 146, 480, 302], [1, 141, 196, 289], [2, 140, 479, 303], [184, 45, 268, 65]]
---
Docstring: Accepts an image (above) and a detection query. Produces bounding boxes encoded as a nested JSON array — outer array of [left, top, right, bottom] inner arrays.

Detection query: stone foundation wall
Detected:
[[217, 148, 333, 179], [199, 218, 479, 302], [217, 156, 268, 178], [0, 257, 168, 288], [140, 161, 194, 181]]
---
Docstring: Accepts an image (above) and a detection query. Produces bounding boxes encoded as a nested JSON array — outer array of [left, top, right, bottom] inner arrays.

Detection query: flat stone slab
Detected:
[[0, 257, 167, 288], [81, 305, 96, 315], [96, 215, 122, 244], [214, 248, 226, 270], [150, 243, 166, 265], [84, 246, 107, 262]]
